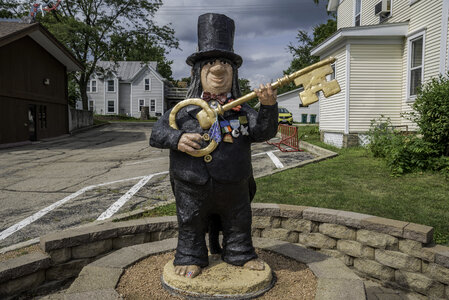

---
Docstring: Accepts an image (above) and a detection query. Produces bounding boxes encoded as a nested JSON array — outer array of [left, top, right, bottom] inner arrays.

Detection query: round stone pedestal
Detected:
[[161, 256, 275, 299]]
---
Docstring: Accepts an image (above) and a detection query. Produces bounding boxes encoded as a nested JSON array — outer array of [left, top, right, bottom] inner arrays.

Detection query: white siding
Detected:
[[338, 0, 354, 29], [119, 83, 131, 115], [131, 69, 163, 118], [349, 44, 403, 132], [361, 0, 381, 25], [319, 46, 347, 132], [88, 79, 105, 114]]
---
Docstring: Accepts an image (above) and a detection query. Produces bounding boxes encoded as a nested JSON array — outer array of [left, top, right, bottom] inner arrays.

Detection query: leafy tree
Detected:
[[109, 33, 174, 81], [278, 19, 337, 95], [1, 0, 178, 110], [238, 78, 251, 95]]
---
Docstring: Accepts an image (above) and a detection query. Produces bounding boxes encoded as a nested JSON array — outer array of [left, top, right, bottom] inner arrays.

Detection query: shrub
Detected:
[[411, 75, 449, 156], [368, 117, 447, 175]]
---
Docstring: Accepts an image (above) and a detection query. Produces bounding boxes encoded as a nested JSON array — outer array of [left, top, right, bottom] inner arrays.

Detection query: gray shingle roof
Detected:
[[96, 61, 158, 81], [0, 21, 35, 39]]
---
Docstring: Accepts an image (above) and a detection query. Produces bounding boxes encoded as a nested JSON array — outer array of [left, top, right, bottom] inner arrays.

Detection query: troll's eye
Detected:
[[220, 60, 228, 65]]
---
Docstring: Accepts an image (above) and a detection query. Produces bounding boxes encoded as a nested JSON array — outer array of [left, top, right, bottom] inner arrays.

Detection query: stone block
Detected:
[[335, 211, 372, 229], [45, 258, 91, 281], [309, 258, 359, 280], [337, 240, 374, 259], [271, 217, 282, 228], [252, 216, 272, 228], [0, 251, 51, 282], [281, 218, 315, 233], [315, 278, 366, 300], [356, 229, 398, 249], [395, 270, 445, 298], [64, 289, 122, 300], [446, 285, 449, 299], [422, 262, 449, 285], [112, 233, 145, 249], [399, 240, 433, 261], [48, 247, 71, 264], [298, 233, 337, 249], [251, 203, 280, 216], [146, 229, 179, 243], [66, 266, 123, 294], [319, 249, 353, 266], [353, 258, 395, 281], [0, 270, 45, 297], [40, 222, 118, 252], [261, 228, 290, 242], [422, 244, 449, 265], [403, 223, 434, 244], [319, 223, 356, 240], [278, 204, 308, 218], [71, 239, 112, 259], [303, 207, 339, 223], [114, 216, 177, 237], [361, 217, 408, 238], [251, 228, 262, 238], [375, 249, 421, 272]]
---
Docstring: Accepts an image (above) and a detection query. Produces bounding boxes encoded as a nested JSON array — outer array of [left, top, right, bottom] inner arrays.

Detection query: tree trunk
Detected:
[[79, 77, 88, 111]]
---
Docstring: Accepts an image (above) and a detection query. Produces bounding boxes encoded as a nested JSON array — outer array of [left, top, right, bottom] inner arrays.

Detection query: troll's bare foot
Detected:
[[243, 258, 265, 271], [174, 265, 202, 278]]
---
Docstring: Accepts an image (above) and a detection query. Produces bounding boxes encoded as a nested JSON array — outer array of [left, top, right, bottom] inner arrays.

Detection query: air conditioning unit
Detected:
[[375, 0, 391, 16]]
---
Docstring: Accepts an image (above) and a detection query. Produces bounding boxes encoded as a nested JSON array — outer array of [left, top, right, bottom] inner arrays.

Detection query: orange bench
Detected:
[[266, 124, 301, 152]]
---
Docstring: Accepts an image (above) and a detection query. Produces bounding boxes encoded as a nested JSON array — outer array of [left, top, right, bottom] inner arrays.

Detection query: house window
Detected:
[[139, 99, 145, 111], [86, 81, 90, 92], [355, 0, 361, 26], [91, 80, 97, 93], [107, 100, 115, 113], [89, 100, 94, 111], [150, 99, 156, 112], [144, 78, 151, 91], [107, 80, 115, 92], [330, 63, 336, 80], [409, 35, 424, 98]]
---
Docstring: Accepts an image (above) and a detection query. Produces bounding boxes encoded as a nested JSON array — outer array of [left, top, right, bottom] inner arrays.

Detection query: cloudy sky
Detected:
[[153, 0, 330, 88]]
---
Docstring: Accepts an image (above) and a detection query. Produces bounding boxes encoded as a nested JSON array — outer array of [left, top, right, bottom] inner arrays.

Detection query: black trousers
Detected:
[[172, 177, 257, 267]]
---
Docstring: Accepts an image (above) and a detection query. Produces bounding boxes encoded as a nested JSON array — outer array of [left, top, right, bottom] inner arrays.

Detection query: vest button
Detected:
[[204, 154, 212, 163]]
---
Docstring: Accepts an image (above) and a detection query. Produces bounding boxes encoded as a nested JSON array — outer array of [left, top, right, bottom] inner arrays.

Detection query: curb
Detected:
[[64, 238, 366, 300]]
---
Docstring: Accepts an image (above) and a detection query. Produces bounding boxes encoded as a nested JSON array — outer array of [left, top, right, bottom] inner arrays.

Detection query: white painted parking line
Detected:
[[0, 175, 150, 241], [266, 151, 284, 169], [125, 157, 167, 166], [252, 149, 280, 157], [97, 171, 169, 220]]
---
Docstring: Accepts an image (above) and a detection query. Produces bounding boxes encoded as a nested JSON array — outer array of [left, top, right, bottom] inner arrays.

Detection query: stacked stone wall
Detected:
[[1, 204, 448, 299], [252, 204, 449, 299]]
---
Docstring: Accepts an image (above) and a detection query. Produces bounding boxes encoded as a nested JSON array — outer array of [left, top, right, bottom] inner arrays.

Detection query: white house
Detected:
[[86, 61, 166, 118], [277, 88, 320, 123], [311, 0, 449, 148]]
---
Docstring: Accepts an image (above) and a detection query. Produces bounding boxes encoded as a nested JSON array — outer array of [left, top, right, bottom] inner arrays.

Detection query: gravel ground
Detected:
[[0, 244, 43, 263], [117, 249, 317, 300]]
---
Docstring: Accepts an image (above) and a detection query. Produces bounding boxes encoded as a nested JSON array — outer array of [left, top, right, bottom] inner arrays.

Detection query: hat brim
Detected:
[[186, 50, 242, 67]]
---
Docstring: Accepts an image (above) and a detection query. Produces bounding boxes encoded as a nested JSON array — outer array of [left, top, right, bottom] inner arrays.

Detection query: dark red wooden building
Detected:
[[0, 21, 83, 146]]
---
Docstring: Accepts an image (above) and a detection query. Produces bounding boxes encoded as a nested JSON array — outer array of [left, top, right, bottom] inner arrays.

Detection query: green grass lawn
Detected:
[[136, 126, 449, 245]]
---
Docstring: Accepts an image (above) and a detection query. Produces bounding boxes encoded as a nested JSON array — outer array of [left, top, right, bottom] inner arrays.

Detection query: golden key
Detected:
[[169, 57, 341, 158]]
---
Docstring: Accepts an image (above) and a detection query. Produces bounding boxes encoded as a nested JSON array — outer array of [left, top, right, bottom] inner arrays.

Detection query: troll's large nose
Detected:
[[209, 62, 226, 75]]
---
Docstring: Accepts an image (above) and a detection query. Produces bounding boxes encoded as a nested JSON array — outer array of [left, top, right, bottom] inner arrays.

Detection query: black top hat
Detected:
[[186, 13, 242, 68]]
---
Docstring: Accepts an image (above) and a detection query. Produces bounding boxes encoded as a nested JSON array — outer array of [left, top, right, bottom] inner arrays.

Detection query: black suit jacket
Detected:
[[150, 102, 278, 185]]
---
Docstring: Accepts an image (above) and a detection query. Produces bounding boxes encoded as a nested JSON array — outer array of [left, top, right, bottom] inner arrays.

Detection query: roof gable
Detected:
[[96, 61, 165, 83], [0, 21, 83, 71]]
